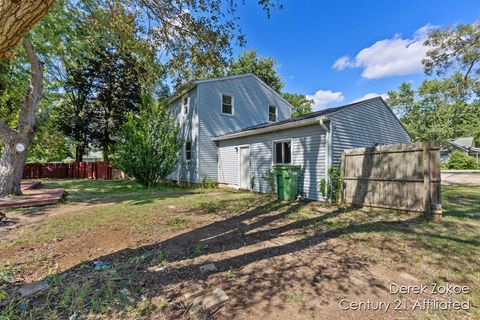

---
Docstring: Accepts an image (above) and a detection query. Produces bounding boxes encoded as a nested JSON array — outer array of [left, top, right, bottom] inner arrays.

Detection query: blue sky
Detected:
[[234, 0, 479, 110]]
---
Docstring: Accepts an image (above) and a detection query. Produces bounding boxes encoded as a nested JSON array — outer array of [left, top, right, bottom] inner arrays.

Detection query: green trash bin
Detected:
[[275, 164, 301, 201]]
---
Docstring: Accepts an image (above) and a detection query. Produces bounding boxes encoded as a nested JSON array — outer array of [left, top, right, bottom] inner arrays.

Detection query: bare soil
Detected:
[[0, 183, 477, 319]]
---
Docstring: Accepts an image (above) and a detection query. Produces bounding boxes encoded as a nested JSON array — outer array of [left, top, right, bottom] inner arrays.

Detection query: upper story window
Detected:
[[221, 94, 234, 115], [268, 105, 277, 122], [274, 140, 291, 164], [182, 95, 189, 117], [184, 141, 192, 161]]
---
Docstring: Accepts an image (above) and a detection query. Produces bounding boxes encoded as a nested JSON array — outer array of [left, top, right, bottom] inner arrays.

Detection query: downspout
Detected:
[[319, 118, 333, 201], [319, 117, 331, 176]]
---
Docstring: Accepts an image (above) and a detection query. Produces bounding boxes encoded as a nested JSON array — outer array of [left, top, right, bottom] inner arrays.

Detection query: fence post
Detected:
[[422, 142, 432, 219], [430, 142, 442, 222]]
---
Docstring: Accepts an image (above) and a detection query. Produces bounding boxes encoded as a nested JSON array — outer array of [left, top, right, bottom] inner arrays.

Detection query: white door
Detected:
[[239, 146, 250, 190]]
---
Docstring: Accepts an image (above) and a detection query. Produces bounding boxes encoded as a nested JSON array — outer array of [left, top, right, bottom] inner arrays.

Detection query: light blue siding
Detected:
[[218, 124, 327, 200], [329, 99, 411, 164], [167, 87, 200, 183], [197, 75, 292, 181]]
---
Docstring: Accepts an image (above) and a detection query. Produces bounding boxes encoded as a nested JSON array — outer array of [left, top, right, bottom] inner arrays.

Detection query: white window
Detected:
[[182, 95, 189, 116], [221, 94, 233, 115], [268, 105, 277, 122], [184, 141, 192, 161], [274, 140, 292, 164]]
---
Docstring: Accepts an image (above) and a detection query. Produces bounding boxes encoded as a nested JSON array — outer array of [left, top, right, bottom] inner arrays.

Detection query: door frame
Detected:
[[237, 145, 251, 190]]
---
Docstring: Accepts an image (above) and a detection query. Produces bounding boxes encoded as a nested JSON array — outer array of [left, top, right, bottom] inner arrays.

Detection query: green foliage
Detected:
[[280, 292, 303, 302], [227, 49, 284, 93], [88, 45, 147, 161], [114, 97, 180, 188], [447, 151, 479, 170], [283, 92, 314, 117], [250, 173, 256, 190], [423, 22, 480, 80], [388, 75, 480, 144], [0, 55, 29, 127], [200, 177, 218, 189], [0, 264, 21, 284], [389, 21, 480, 146], [318, 166, 342, 203], [27, 114, 71, 163], [262, 167, 276, 193]]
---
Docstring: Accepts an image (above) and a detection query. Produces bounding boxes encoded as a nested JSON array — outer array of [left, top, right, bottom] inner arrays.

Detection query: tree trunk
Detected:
[[0, 38, 43, 196], [75, 145, 84, 162], [102, 142, 109, 163], [0, 137, 32, 195], [0, 0, 56, 57]]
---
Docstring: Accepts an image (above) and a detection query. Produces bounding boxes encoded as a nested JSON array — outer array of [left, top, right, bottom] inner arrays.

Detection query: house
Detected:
[[441, 137, 480, 164], [167, 74, 411, 200]]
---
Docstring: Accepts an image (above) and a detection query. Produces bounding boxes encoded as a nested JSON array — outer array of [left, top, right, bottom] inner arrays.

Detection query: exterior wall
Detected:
[[197, 75, 292, 182], [329, 98, 411, 164], [218, 124, 327, 200], [167, 87, 200, 183]]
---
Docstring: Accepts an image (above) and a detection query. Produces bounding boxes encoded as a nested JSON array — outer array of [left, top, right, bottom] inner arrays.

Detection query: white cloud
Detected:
[[306, 89, 344, 111], [332, 24, 439, 79], [332, 55, 353, 71], [352, 93, 388, 103]]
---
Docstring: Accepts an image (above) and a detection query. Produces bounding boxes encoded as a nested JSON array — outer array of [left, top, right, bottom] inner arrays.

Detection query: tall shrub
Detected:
[[318, 166, 342, 203], [114, 97, 180, 187], [262, 167, 276, 193], [447, 151, 479, 169]]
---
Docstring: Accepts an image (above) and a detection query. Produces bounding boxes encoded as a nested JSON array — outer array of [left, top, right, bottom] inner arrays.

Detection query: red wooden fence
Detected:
[[23, 162, 113, 180]]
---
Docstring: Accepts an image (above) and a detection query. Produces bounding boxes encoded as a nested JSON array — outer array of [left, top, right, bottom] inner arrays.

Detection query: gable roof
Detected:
[[167, 73, 295, 111], [450, 137, 475, 150], [213, 97, 410, 141]]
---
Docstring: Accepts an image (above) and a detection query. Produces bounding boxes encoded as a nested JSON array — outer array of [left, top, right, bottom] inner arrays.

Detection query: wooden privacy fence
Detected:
[[23, 162, 113, 180], [340, 141, 442, 221]]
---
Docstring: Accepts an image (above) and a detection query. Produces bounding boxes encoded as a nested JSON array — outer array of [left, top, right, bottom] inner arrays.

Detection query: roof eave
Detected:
[[212, 116, 326, 141], [167, 82, 197, 104]]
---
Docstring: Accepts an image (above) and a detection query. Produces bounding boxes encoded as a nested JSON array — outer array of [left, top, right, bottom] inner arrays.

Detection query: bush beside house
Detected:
[[446, 151, 479, 170]]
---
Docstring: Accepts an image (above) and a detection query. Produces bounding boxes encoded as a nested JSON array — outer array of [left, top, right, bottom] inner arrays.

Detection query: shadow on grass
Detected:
[[2, 185, 479, 319], [0, 201, 419, 318], [6, 179, 198, 219]]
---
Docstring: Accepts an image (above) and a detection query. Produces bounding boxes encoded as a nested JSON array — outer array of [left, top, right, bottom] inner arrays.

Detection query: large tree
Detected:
[[0, 39, 43, 195], [388, 21, 480, 145], [56, 61, 95, 162], [0, 0, 56, 57], [423, 22, 480, 81], [283, 92, 314, 117], [227, 49, 284, 93], [388, 77, 479, 143], [89, 45, 146, 161]]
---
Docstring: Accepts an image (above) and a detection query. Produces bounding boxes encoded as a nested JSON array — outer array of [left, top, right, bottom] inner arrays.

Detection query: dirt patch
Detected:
[[0, 186, 476, 319]]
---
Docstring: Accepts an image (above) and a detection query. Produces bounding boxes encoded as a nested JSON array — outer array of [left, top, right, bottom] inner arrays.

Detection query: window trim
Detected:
[[272, 139, 292, 164], [220, 93, 234, 116], [184, 141, 192, 162], [268, 104, 277, 122], [181, 94, 189, 117]]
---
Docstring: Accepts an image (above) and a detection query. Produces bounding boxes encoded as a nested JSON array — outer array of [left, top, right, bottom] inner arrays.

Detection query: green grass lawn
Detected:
[[0, 180, 479, 319]]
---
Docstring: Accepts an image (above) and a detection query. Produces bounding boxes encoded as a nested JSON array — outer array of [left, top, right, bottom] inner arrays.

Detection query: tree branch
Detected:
[[17, 38, 44, 134], [0, 121, 15, 141], [0, 0, 56, 57]]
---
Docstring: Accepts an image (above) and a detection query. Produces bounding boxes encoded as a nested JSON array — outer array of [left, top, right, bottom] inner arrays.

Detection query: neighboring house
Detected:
[[83, 151, 103, 162], [63, 151, 103, 163], [441, 137, 480, 164], [167, 73, 411, 200]]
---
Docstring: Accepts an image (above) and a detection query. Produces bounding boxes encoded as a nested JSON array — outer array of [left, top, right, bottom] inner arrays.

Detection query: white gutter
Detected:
[[212, 116, 326, 141]]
